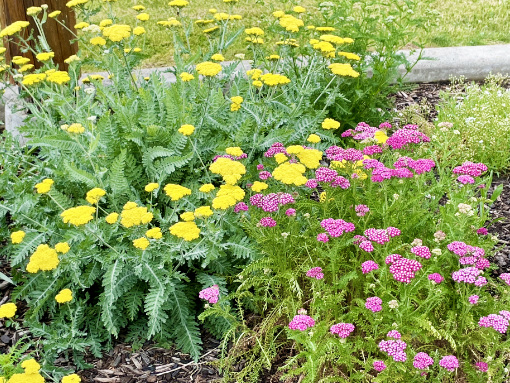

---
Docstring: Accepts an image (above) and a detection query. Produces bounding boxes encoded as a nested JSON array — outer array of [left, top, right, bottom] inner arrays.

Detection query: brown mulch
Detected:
[[1, 81, 510, 382]]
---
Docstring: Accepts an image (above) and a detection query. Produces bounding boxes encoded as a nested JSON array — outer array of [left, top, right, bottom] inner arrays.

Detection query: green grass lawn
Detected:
[[86, 0, 510, 67]]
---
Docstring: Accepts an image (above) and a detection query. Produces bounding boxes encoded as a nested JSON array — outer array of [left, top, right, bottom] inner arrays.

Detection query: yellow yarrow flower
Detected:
[[21, 358, 41, 374], [180, 72, 194, 81], [133, 26, 146, 35], [12, 56, 30, 65], [322, 118, 340, 130], [246, 69, 262, 80], [199, 184, 215, 193], [337, 51, 361, 61], [105, 212, 119, 224], [164, 184, 192, 201], [209, 157, 246, 185], [74, 22, 90, 29], [211, 53, 225, 62], [55, 289, 73, 303], [267, 54, 280, 60], [136, 13, 150, 21], [272, 11, 285, 18], [260, 73, 290, 86], [145, 183, 159, 192], [66, 0, 89, 7], [26, 244, 60, 273], [0, 21, 30, 37], [62, 374, 81, 383], [252, 80, 263, 87], [18, 64, 34, 73], [48, 10, 62, 18], [251, 181, 268, 192], [211, 184, 245, 209], [279, 14, 304, 32], [120, 203, 153, 227], [297, 148, 323, 169], [27, 7, 43, 16], [307, 134, 321, 143], [36, 52, 55, 62], [374, 130, 389, 144], [132, 5, 145, 11], [35, 178, 54, 194], [61, 206, 96, 226], [146, 227, 163, 239], [225, 146, 243, 156], [0, 303, 17, 318], [168, 0, 188, 7], [245, 27, 264, 36], [102, 24, 131, 42], [196, 61, 222, 77], [274, 153, 288, 164], [316, 26, 335, 32], [169, 221, 200, 241], [158, 18, 182, 27], [55, 242, 70, 254], [180, 211, 195, 221], [133, 237, 150, 250], [64, 55, 80, 64], [320, 34, 344, 45], [328, 63, 359, 78], [90, 36, 107, 46], [272, 162, 307, 186], [46, 70, 71, 84], [194, 206, 213, 218], [286, 145, 304, 155], [66, 123, 85, 134], [293, 6, 306, 13], [178, 124, 195, 136], [11, 230, 26, 244], [86, 188, 106, 204]]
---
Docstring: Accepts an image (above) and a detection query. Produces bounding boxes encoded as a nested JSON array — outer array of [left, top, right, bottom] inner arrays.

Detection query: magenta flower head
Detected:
[[499, 273, 510, 286], [256, 164, 264, 170], [199, 285, 220, 304], [378, 339, 407, 362], [359, 240, 374, 253], [330, 323, 355, 338], [386, 227, 401, 237], [476, 227, 488, 236], [234, 202, 249, 213], [373, 360, 386, 372], [259, 217, 277, 227], [439, 355, 459, 372], [355, 204, 370, 217], [413, 352, 434, 370], [469, 295, 479, 305], [306, 267, 324, 280], [365, 296, 383, 312], [478, 314, 509, 334], [285, 208, 296, 217], [411, 245, 431, 259], [475, 362, 488, 372], [457, 175, 475, 184], [288, 314, 315, 331], [317, 233, 329, 243], [361, 260, 379, 274], [428, 273, 444, 284], [259, 170, 272, 180]]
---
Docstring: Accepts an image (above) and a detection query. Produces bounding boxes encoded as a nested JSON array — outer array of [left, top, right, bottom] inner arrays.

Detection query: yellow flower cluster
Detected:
[[61, 206, 96, 226], [260, 73, 291, 86], [337, 52, 360, 61], [62, 374, 81, 383], [307, 134, 321, 143], [180, 212, 195, 221], [102, 24, 131, 42], [230, 96, 243, 111], [320, 34, 345, 45], [225, 146, 243, 156], [251, 181, 268, 192], [209, 157, 246, 184], [374, 130, 389, 144], [35, 178, 54, 194], [105, 212, 119, 224], [55, 289, 73, 303], [11, 230, 26, 244], [169, 221, 200, 241], [12, 56, 30, 66], [0, 303, 17, 318], [297, 148, 322, 169], [46, 70, 71, 84], [133, 5, 145, 11], [120, 202, 153, 227], [158, 18, 182, 27], [278, 14, 304, 32], [75, 22, 90, 29], [194, 206, 213, 218], [136, 13, 150, 21], [178, 124, 195, 136], [211, 53, 225, 62], [62, 123, 85, 134], [199, 184, 215, 193], [67, 0, 89, 7], [133, 237, 150, 250], [146, 227, 163, 239], [65, 54, 80, 63], [133, 26, 146, 35], [49, 10, 61, 18], [164, 184, 192, 201], [21, 73, 47, 86], [27, 244, 59, 273], [328, 63, 359, 78], [169, 0, 188, 7], [86, 188, 106, 204], [7, 358, 44, 383], [273, 162, 307, 186], [55, 242, 70, 254], [322, 118, 341, 130], [180, 72, 194, 81], [145, 183, 159, 192], [26, 7, 42, 16], [245, 27, 264, 36], [36, 52, 54, 62], [0, 21, 30, 37], [214, 13, 242, 21], [196, 61, 222, 77], [212, 184, 245, 209]]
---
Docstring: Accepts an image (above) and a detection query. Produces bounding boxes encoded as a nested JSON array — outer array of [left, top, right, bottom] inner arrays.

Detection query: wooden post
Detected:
[[0, 0, 78, 72]]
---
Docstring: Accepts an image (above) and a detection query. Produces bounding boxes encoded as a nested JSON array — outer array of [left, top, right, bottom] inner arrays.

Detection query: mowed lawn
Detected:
[[86, 0, 510, 67]]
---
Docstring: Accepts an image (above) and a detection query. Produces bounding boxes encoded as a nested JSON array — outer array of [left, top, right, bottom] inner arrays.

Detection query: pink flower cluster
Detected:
[[325, 146, 364, 162], [373, 360, 386, 372], [363, 145, 383, 155], [394, 157, 436, 175], [320, 218, 355, 238], [428, 273, 444, 284], [361, 260, 379, 274], [386, 128, 430, 149], [213, 153, 248, 161], [500, 273, 510, 286], [478, 313, 509, 334], [356, 227, 400, 252], [259, 217, 277, 227], [285, 208, 296, 216], [469, 295, 479, 305], [330, 176, 350, 189], [378, 338, 407, 362], [413, 352, 434, 370], [475, 362, 488, 372], [457, 175, 475, 184], [288, 314, 315, 331], [387, 330, 401, 339], [452, 267, 483, 284], [264, 142, 288, 157], [365, 228, 390, 244], [355, 204, 370, 217], [439, 355, 459, 371], [234, 202, 249, 213], [388, 256, 423, 283], [360, 156, 435, 183], [476, 227, 488, 235], [410, 245, 431, 259], [306, 267, 324, 280], [365, 296, 382, 312], [250, 192, 295, 212], [259, 171, 272, 180], [199, 285, 220, 304], [447, 241, 487, 268], [330, 323, 355, 338], [317, 233, 329, 243], [315, 167, 338, 182], [453, 161, 488, 177]]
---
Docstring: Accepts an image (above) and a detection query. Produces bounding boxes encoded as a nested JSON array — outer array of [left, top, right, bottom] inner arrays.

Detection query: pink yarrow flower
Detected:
[[478, 314, 509, 333], [428, 273, 444, 284], [373, 360, 386, 372], [330, 323, 355, 338], [355, 204, 370, 217], [361, 260, 379, 274], [359, 240, 374, 252], [259, 217, 277, 227], [476, 227, 488, 235], [234, 202, 249, 213], [469, 295, 479, 305], [288, 314, 315, 331], [439, 355, 459, 372], [378, 339, 407, 362], [256, 164, 264, 170], [306, 267, 324, 280], [365, 296, 383, 312], [475, 362, 488, 372], [387, 330, 401, 339], [413, 352, 434, 370], [499, 273, 510, 286], [285, 208, 296, 216], [317, 233, 329, 243], [411, 245, 431, 259], [259, 170, 272, 180], [199, 285, 220, 304]]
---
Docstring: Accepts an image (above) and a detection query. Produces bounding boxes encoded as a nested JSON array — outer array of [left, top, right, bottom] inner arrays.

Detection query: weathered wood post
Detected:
[[0, 0, 78, 72]]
